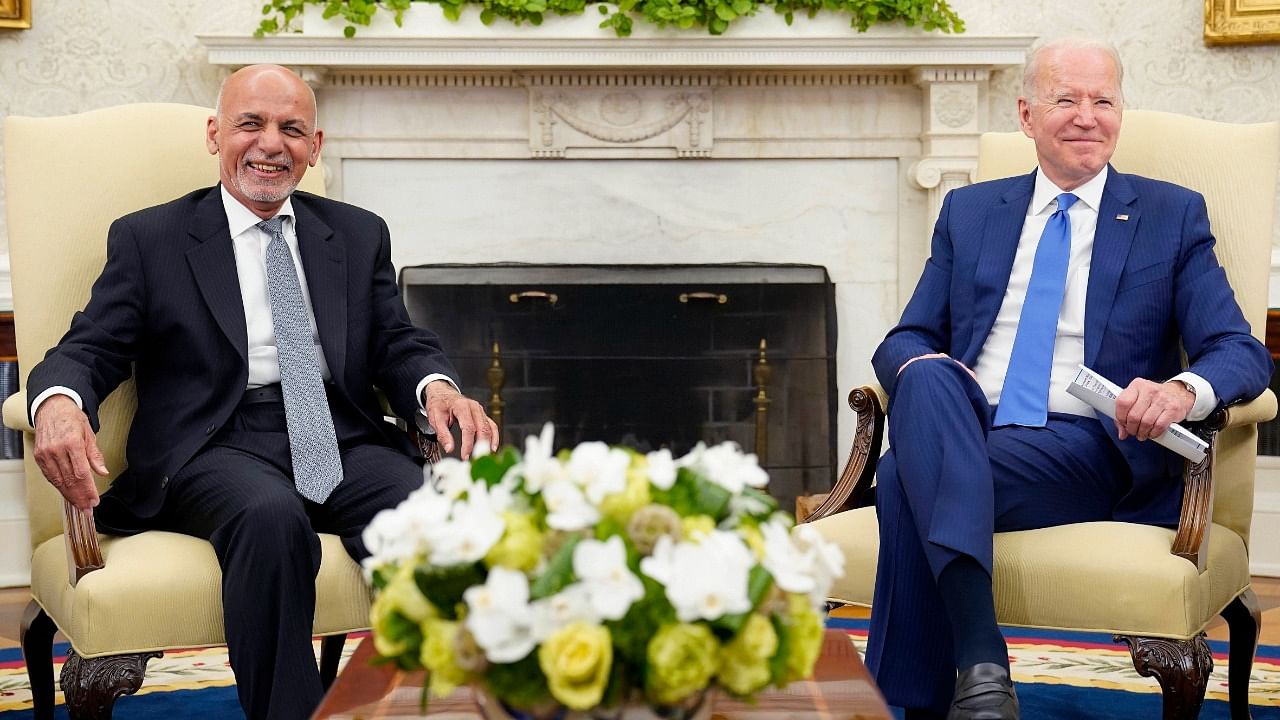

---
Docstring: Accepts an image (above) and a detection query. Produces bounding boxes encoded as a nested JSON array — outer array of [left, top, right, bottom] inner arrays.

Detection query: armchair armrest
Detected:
[[800, 384, 887, 522], [2, 390, 32, 433], [2, 389, 105, 585], [1172, 388, 1277, 572]]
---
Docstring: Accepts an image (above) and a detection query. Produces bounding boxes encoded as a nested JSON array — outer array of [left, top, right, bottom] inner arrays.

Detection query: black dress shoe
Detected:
[[946, 662, 1019, 720]]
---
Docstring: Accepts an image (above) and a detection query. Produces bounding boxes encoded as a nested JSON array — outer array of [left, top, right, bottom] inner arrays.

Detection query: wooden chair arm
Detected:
[[799, 384, 886, 523], [63, 501, 105, 587], [1171, 389, 1277, 572]]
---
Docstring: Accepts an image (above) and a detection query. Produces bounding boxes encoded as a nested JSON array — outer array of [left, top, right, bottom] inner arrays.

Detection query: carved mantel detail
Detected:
[[529, 81, 712, 157]]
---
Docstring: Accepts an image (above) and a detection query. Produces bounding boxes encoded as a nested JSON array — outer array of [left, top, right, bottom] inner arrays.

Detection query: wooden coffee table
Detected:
[[312, 629, 891, 719]]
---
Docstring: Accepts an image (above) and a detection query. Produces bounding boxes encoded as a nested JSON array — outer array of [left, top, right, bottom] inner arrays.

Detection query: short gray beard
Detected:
[[232, 165, 299, 204]]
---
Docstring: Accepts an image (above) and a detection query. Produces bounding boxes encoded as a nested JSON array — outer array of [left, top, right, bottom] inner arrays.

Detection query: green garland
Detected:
[[255, 0, 964, 39]]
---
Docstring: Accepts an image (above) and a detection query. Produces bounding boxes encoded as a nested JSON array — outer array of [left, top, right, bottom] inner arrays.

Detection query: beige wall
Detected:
[[1, 0, 1279, 284]]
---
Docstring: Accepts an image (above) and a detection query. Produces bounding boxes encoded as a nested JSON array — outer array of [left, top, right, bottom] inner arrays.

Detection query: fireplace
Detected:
[[402, 263, 837, 512], [199, 28, 1032, 491]]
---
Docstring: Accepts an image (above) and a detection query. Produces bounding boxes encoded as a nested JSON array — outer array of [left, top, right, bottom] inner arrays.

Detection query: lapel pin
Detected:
[[1115, 214, 1130, 221]]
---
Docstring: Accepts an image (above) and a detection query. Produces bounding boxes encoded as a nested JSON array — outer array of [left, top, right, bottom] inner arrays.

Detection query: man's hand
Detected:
[[33, 395, 108, 511], [898, 353, 978, 381], [1113, 378, 1195, 442], [423, 380, 499, 460]]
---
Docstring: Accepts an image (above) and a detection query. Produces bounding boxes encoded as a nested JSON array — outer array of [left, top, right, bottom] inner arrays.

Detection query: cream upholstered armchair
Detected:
[[3, 104, 372, 719], [804, 110, 1279, 720]]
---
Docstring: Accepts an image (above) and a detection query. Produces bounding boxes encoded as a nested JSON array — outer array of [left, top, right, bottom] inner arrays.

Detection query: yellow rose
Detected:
[[420, 619, 469, 698], [369, 564, 435, 660], [599, 470, 651, 524], [718, 614, 778, 696], [681, 515, 716, 541], [645, 623, 720, 705], [485, 511, 544, 573], [780, 594, 824, 683], [537, 622, 613, 710]]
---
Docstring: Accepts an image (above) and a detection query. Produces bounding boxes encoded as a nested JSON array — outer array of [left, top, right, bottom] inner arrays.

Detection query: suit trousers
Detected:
[[867, 359, 1131, 713], [156, 393, 425, 720]]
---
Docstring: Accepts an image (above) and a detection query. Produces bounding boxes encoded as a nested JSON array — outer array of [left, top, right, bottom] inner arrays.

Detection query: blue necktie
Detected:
[[994, 193, 1078, 428], [257, 217, 344, 503]]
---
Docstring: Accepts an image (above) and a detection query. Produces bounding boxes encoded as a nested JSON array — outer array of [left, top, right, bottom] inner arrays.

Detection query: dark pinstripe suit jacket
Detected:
[[872, 167, 1272, 526], [27, 185, 455, 520]]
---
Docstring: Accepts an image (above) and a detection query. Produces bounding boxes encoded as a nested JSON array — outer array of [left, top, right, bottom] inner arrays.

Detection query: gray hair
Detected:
[[1021, 37, 1125, 104]]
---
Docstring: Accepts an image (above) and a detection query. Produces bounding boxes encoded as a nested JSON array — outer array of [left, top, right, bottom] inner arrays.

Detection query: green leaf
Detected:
[[343, 24, 357, 37], [714, 3, 736, 21], [414, 563, 485, 620], [486, 653, 551, 708], [480, 8, 495, 23], [732, 0, 753, 15], [529, 534, 583, 601]]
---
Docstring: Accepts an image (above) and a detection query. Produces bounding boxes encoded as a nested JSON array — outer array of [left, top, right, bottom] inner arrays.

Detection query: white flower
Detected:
[[640, 531, 754, 622], [506, 422, 565, 494], [464, 567, 537, 663], [430, 457, 475, 499], [360, 507, 418, 574], [679, 442, 769, 494], [760, 520, 816, 594], [566, 442, 630, 504], [792, 523, 845, 607], [543, 477, 600, 531], [645, 449, 677, 490], [531, 583, 599, 641], [573, 536, 644, 621], [427, 484, 506, 566]]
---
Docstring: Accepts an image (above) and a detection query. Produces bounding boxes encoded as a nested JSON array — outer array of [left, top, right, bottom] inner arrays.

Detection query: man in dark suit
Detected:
[[864, 39, 1273, 719], [27, 64, 498, 719]]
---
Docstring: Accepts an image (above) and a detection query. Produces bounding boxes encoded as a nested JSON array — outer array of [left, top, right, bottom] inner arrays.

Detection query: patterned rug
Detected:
[[1, 625, 1279, 718], [828, 617, 1280, 719]]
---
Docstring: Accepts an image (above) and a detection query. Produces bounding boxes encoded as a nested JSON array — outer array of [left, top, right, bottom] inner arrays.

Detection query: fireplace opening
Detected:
[[400, 263, 837, 513]]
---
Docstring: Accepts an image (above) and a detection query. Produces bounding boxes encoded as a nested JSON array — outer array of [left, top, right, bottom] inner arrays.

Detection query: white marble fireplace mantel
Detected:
[[198, 26, 1034, 461]]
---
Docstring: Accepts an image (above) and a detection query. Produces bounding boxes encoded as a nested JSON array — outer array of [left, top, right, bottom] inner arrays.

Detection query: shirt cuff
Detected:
[[415, 374, 460, 436], [30, 386, 85, 426], [1172, 371, 1217, 422]]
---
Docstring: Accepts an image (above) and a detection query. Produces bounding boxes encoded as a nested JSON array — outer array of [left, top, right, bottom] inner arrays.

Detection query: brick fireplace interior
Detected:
[[402, 263, 837, 513]]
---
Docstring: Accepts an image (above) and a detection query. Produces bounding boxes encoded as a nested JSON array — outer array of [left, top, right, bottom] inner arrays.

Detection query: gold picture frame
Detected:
[[0, 0, 30, 29], [1206, 0, 1280, 45]]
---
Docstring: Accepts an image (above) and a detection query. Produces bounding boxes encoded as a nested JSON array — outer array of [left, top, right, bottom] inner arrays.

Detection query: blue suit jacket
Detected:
[[872, 168, 1273, 526]]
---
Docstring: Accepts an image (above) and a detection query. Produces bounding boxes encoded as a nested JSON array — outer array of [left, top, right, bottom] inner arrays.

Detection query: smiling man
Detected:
[[27, 65, 497, 719], [815, 39, 1272, 719]]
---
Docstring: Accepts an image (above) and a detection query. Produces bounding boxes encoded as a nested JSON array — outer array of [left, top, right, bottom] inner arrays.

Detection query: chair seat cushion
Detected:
[[31, 530, 372, 658], [809, 508, 1250, 639]]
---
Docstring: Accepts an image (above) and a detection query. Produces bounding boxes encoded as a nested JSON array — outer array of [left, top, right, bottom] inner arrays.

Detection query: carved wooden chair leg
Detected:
[[320, 633, 348, 690], [60, 648, 161, 720], [1220, 588, 1262, 720], [1115, 634, 1212, 720], [20, 600, 57, 720]]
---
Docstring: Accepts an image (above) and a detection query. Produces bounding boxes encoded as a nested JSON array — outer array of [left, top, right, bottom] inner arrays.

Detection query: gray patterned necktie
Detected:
[[257, 216, 343, 503]]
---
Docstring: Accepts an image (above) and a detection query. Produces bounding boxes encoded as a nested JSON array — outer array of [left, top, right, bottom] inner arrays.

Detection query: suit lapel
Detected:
[[960, 172, 1035, 365], [187, 187, 248, 363], [293, 196, 348, 385], [1084, 168, 1139, 367]]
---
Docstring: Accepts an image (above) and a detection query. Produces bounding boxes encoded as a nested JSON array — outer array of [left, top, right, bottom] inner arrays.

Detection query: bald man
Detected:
[[28, 65, 497, 718]]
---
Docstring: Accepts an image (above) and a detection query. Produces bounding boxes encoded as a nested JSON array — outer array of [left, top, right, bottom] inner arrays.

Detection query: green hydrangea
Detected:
[[645, 623, 720, 705], [599, 468, 652, 524], [485, 511, 544, 573], [420, 618, 469, 697], [779, 594, 824, 684], [718, 613, 778, 696]]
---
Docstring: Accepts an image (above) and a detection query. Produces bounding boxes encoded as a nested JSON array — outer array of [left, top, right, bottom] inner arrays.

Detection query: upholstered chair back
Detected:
[[3, 103, 326, 551], [976, 109, 1280, 546]]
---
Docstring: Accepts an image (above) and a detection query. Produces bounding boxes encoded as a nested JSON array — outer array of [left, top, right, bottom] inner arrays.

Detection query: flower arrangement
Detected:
[[361, 424, 845, 715]]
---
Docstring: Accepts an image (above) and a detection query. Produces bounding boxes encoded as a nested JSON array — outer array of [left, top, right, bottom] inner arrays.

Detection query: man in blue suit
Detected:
[[866, 38, 1273, 719]]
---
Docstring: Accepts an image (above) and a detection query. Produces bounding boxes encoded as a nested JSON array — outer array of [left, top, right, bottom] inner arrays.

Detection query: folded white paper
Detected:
[[1066, 365, 1207, 463]]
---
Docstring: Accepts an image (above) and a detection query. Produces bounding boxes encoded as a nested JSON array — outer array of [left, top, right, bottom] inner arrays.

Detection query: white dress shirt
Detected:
[[31, 187, 455, 422], [971, 167, 1216, 421]]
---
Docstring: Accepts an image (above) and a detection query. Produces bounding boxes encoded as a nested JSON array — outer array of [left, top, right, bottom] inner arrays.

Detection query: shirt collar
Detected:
[[220, 185, 296, 238], [1030, 165, 1108, 216]]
